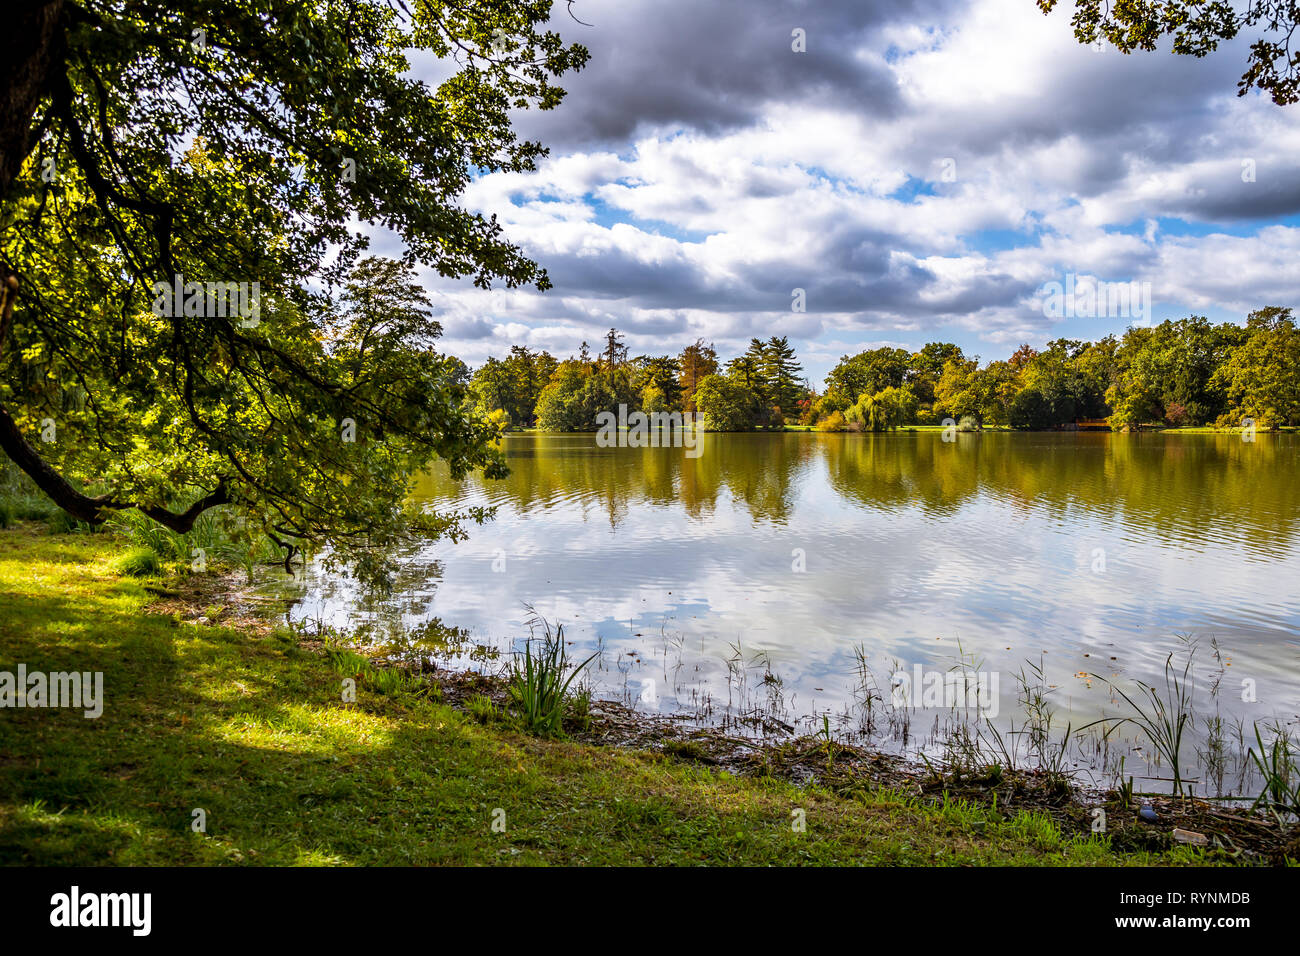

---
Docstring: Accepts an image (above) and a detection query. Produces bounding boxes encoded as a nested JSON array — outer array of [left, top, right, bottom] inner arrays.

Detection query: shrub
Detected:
[[1217, 409, 1278, 431], [846, 386, 918, 431], [814, 411, 847, 432], [111, 546, 163, 577]]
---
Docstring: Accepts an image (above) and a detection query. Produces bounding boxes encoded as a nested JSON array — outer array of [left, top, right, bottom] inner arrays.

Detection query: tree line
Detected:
[[468, 308, 1300, 432], [467, 329, 806, 431]]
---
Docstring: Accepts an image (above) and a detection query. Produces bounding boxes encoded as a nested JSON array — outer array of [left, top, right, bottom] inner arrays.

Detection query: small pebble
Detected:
[[1138, 805, 1158, 823]]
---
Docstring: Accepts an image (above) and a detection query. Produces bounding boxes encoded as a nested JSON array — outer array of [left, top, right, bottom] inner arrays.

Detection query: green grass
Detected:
[[0, 524, 1230, 866], [109, 545, 164, 578]]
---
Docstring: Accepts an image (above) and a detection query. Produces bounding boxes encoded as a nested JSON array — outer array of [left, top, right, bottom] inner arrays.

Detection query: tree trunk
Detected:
[[1, 1, 64, 199]]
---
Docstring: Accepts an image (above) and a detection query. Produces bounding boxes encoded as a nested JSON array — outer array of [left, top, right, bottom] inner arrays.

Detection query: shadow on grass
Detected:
[[0, 530, 1171, 867], [0, 560, 847, 866]]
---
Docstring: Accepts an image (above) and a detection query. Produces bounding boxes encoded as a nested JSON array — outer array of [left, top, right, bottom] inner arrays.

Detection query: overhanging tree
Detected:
[[0, 0, 589, 581], [1038, 0, 1300, 105]]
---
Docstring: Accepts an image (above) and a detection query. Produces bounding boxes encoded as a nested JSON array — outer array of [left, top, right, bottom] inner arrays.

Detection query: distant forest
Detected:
[[462, 308, 1300, 432]]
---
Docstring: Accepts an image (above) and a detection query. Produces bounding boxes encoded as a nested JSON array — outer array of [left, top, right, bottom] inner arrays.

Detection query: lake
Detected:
[[272, 431, 1300, 794]]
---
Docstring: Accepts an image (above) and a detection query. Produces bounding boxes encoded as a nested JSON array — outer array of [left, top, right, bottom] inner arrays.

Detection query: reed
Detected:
[[1083, 649, 1196, 796], [1248, 722, 1300, 817], [508, 616, 598, 738]]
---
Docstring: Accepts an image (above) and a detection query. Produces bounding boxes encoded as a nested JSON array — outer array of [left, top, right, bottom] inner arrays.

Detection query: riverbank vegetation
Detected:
[[3, 524, 1285, 866], [467, 309, 1300, 435]]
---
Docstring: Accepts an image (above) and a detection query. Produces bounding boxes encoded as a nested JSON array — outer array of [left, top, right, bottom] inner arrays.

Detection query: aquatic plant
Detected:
[[509, 616, 598, 738], [1249, 722, 1300, 818], [1083, 648, 1196, 796]]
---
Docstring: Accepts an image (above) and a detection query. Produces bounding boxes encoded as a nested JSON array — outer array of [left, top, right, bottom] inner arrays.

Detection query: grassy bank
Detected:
[[0, 525, 1243, 866]]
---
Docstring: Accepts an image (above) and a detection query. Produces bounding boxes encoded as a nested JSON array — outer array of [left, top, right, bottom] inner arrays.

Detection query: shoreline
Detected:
[[2, 525, 1294, 866], [147, 544, 1300, 865], [504, 424, 1297, 434], [384, 654, 1299, 864]]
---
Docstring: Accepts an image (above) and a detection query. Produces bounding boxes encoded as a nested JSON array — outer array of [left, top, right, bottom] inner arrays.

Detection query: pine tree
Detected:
[[603, 328, 628, 372], [760, 336, 804, 415]]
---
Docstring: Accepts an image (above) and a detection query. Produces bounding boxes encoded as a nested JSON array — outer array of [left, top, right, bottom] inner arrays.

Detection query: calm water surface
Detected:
[[272, 432, 1300, 791]]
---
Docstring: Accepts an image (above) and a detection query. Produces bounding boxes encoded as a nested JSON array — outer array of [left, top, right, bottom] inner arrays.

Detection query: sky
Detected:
[[397, 0, 1300, 387]]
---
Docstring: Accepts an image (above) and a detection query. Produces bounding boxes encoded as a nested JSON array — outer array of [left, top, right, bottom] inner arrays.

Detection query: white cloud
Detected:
[[391, 0, 1300, 383]]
